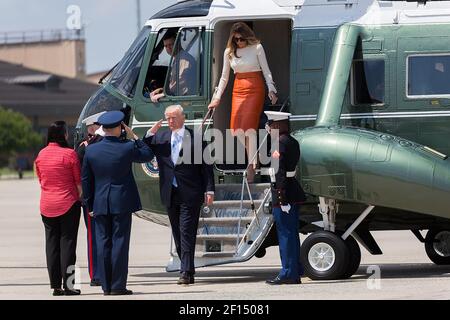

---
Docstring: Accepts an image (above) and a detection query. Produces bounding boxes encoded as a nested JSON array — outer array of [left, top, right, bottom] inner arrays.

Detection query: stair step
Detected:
[[196, 234, 244, 241], [212, 200, 263, 209], [215, 183, 270, 193], [198, 217, 253, 226], [196, 251, 236, 258]]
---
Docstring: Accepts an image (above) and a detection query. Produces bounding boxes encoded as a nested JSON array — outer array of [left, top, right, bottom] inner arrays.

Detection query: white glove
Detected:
[[281, 204, 291, 213]]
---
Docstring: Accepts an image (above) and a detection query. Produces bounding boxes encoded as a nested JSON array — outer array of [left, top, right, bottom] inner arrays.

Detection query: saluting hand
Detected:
[[149, 119, 163, 135], [122, 122, 138, 140]]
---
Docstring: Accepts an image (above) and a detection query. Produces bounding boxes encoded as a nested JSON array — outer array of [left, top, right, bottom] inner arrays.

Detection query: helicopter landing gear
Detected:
[[424, 229, 450, 265], [301, 198, 373, 280]]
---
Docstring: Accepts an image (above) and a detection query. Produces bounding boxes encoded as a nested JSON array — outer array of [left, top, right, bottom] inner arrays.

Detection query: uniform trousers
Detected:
[[82, 206, 99, 281], [41, 201, 81, 289], [273, 204, 304, 280], [95, 213, 132, 293]]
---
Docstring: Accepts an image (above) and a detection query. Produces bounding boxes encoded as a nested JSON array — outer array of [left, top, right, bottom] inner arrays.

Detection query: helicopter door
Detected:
[[134, 26, 209, 129], [166, 26, 208, 122], [130, 26, 209, 215]]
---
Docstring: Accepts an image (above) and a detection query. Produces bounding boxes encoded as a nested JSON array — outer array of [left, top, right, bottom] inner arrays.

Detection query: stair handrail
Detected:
[[235, 97, 290, 252]]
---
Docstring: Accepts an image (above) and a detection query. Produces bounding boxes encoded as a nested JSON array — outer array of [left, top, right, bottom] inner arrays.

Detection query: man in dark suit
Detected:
[[264, 111, 306, 285], [144, 105, 215, 285], [82, 111, 153, 295]]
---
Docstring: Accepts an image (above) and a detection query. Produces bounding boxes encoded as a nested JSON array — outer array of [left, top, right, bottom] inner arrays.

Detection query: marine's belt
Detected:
[[269, 168, 296, 182], [286, 170, 296, 178]]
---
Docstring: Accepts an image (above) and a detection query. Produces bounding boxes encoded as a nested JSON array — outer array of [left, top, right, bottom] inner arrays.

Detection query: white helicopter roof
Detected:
[[295, 0, 450, 28], [145, 0, 450, 30], [146, 0, 303, 30]]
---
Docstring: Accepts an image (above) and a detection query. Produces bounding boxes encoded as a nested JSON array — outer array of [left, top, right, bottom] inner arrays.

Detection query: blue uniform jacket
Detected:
[[82, 136, 154, 215]]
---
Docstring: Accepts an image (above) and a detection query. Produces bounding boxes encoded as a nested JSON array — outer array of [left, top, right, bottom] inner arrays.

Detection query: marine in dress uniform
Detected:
[[75, 111, 106, 287], [82, 111, 153, 295], [264, 111, 307, 285]]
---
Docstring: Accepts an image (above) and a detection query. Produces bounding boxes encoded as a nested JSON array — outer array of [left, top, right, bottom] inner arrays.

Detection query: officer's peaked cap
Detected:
[[264, 111, 291, 123], [97, 111, 125, 129]]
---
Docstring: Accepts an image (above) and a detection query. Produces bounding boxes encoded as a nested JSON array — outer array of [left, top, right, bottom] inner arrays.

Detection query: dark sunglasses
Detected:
[[233, 37, 246, 43]]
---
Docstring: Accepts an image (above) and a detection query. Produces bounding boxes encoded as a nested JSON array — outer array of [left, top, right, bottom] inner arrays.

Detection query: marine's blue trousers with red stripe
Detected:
[[82, 206, 99, 281]]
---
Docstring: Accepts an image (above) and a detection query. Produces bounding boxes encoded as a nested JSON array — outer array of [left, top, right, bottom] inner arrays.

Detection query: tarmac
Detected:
[[0, 179, 449, 300]]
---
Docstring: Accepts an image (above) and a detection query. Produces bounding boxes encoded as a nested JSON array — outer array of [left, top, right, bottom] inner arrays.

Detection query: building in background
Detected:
[[0, 28, 86, 80], [0, 61, 98, 136], [0, 28, 98, 172], [85, 70, 108, 84]]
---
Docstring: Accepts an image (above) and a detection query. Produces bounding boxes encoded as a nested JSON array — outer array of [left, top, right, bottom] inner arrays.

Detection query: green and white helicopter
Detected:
[[76, 0, 450, 280]]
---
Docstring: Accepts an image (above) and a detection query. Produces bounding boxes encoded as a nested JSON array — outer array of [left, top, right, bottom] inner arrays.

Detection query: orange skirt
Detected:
[[230, 71, 265, 133]]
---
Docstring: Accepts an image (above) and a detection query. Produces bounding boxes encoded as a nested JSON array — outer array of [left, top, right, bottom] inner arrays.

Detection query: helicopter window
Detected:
[[407, 54, 450, 97], [143, 28, 179, 98], [164, 27, 203, 97], [352, 59, 385, 106], [76, 87, 125, 128], [109, 26, 151, 98]]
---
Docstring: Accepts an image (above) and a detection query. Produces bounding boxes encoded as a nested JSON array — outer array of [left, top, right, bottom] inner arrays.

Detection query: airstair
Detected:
[[166, 179, 274, 271]]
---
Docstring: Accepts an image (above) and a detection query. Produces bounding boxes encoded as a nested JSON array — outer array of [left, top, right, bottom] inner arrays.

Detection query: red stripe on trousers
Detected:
[[87, 214, 94, 280]]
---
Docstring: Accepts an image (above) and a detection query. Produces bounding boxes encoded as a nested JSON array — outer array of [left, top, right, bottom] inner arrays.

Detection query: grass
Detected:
[[0, 167, 35, 178]]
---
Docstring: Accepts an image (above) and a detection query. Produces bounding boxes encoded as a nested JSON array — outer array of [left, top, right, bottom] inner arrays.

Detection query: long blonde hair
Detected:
[[226, 22, 260, 59]]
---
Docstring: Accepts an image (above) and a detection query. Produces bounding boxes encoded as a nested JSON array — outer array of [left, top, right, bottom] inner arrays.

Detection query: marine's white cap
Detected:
[[82, 111, 107, 126], [95, 126, 105, 137], [264, 111, 291, 123]]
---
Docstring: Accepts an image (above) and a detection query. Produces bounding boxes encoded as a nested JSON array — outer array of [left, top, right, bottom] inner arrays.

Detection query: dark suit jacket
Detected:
[[82, 136, 154, 215], [144, 127, 215, 208], [271, 133, 307, 206]]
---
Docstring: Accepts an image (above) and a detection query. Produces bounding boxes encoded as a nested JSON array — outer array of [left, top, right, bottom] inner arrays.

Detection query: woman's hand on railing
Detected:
[[208, 99, 220, 110]]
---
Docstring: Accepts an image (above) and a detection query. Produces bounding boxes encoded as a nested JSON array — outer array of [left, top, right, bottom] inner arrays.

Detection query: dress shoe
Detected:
[[177, 273, 194, 285], [265, 276, 301, 285], [109, 289, 133, 296], [90, 279, 102, 287], [52, 289, 65, 296], [64, 289, 81, 295]]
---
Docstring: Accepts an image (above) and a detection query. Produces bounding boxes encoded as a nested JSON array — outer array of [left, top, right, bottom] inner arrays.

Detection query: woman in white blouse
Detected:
[[208, 22, 278, 182]]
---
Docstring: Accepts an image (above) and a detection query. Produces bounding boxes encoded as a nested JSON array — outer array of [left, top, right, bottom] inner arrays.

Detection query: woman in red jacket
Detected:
[[35, 121, 82, 296]]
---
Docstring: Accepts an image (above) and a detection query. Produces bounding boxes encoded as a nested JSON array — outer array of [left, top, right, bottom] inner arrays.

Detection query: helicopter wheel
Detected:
[[301, 231, 350, 280], [425, 229, 450, 265], [340, 234, 361, 279]]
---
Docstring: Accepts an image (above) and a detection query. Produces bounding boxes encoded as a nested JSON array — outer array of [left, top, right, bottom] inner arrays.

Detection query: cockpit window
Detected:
[[143, 27, 203, 99], [109, 27, 151, 98], [142, 28, 178, 98], [164, 27, 203, 97], [351, 59, 385, 106], [407, 54, 450, 97], [76, 87, 124, 128]]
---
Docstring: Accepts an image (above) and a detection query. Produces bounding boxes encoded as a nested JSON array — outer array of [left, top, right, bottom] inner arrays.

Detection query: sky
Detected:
[[0, 0, 177, 74]]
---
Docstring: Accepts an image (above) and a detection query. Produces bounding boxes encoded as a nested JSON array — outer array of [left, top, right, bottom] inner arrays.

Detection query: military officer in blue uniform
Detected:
[[264, 111, 306, 285], [82, 111, 153, 295]]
